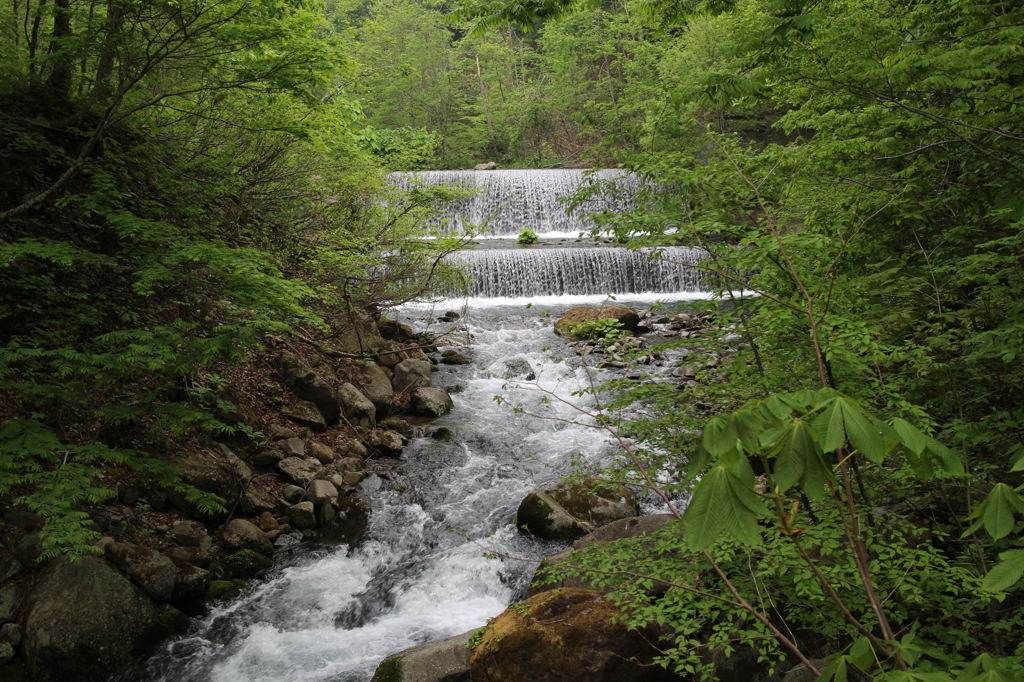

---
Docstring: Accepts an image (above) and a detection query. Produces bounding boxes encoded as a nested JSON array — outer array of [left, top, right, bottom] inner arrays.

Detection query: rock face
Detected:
[[468, 589, 677, 682], [279, 352, 341, 423], [554, 305, 641, 336], [337, 382, 377, 428], [372, 630, 473, 682], [528, 514, 676, 596], [411, 387, 454, 417], [23, 557, 161, 681], [393, 359, 432, 393]]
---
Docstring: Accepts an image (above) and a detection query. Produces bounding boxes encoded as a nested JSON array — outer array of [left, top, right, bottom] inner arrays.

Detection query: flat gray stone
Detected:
[[276, 456, 321, 487], [373, 630, 472, 682]]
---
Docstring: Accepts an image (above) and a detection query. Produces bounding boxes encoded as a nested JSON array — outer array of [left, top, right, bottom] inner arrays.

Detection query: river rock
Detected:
[[105, 541, 180, 602], [221, 519, 273, 557], [167, 446, 248, 520], [554, 305, 641, 336], [306, 479, 339, 505], [171, 520, 206, 548], [223, 549, 273, 580], [468, 588, 676, 682], [440, 349, 471, 365], [333, 308, 385, 355], [372, 629, 473, 682], [166, 546, 214, 569], [337, 382, 376, 428], [254, 447, 286, 467], [240, 485, 279, 516], [168, 556, 211, 602], [380, 417, 415, 439], [308, 441, 340, 464], [377, 339, 410, 367], [548, 479, 640, 527], [279, 352, 341, 423], [281, 399, 328, 432], [503, 358, 536, 381], [319, 497, 371, 545], [279, 437, 306, 457], [516, 490, 593, 541], [283, 484, 305, 504], [368, 429, 404, 456], [23, 557, 161, 681], [342, 439, 369, 460], [286, 501, 317, 530], [356, 363, 395, 419], [0, 639, 13, 665], [378, 318, 415, 342], [411, 387, 454, 417], [528, 514, 676, 596], [277, 456, 322, 487], [0, 555, 22, 582], [0, 585, 19, 624], [474, 161, 498, 170], [393, 359, 432, 392], [2, 622, 21, 646]]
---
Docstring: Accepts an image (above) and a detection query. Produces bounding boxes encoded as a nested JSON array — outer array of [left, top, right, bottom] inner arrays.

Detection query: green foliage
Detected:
[[516, 229, 539, 245], [565, 318, 628, 345]]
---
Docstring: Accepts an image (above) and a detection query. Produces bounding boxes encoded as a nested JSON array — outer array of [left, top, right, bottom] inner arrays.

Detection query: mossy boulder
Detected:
[[223, 549, 273, 579], [548, 479, 639, 527], [553, 305, 641, 337], [23, 557, 162, 681], [371, 630, 473, 682], [203, 580, 241, 603], [440, 350, 471, 365], [515, 491, 593, 542], [468, 589, 677, 682], [157, 606, 191, 636]]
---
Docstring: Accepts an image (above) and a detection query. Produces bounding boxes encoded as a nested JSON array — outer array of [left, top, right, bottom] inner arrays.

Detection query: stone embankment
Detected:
[[0, 308, 458, 681]]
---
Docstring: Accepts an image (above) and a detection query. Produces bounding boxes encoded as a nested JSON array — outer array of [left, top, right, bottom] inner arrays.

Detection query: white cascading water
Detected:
[[124, 307, 642, 682], [448, 246, 706, 298], [121, 169, 708, 682], [387, 168, 638, 237]]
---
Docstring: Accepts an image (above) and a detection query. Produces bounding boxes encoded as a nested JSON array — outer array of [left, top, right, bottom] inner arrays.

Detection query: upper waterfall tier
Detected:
[[387, 168, 637, 237]]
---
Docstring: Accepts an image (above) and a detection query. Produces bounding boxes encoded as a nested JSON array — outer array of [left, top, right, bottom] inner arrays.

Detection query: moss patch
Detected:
[[371, 654, 403, 682], [224, 549, 272, 579]]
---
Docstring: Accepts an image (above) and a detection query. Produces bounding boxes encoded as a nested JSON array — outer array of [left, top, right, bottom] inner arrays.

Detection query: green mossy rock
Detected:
[[203, 580, 241, 603], [223, 549, 273, 579], [549, 479, 639, 527], [158, 607, 191, 636], [515, 491, 592, 542], [440, 350, 471, 365]]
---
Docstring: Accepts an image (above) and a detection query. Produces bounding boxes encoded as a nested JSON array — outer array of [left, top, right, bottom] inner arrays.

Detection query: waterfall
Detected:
[[388, 168, 638, 237], [447, 246, 706, 298]]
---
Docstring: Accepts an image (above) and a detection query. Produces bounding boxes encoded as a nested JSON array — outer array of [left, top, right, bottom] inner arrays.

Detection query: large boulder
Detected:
[[372, 630, 473, 682], [105, 541, 180, 602], [23, 557, 161, 681], [474, 161, 498, 170], [468, 589, 676, 682], [279, 352, 341, 423], [319, 497, 371, 545], [393, 359, 432, 393], [554, 305, 641, 337], [548, 479, 640, 528], [337, 382, 376, 429], [528, 514, 676, 596], [333, 308, 385, 355], [281, 399, 328, 433], [516, 491, 593, 542], [356, 363, 395, 419], [367, 430, 404, 456], [411, 387, 454, 417]]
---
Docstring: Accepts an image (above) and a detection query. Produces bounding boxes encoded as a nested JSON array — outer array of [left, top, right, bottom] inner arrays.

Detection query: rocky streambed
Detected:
[[0, 298, 746, 682]]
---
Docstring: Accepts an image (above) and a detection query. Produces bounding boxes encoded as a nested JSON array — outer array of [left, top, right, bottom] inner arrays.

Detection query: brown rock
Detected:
[[468, 589, 676, 682], [308, 441, 339, 464], [221, 519, 273, 557], [553, 305, 641, 337]]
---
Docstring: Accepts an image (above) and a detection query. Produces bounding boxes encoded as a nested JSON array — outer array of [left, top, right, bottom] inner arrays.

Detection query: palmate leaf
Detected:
[[774, 418, 832, 499], [684, 465, 766, 550], [980, 549, 1024, 593], [964, 483, 1024, 540]]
